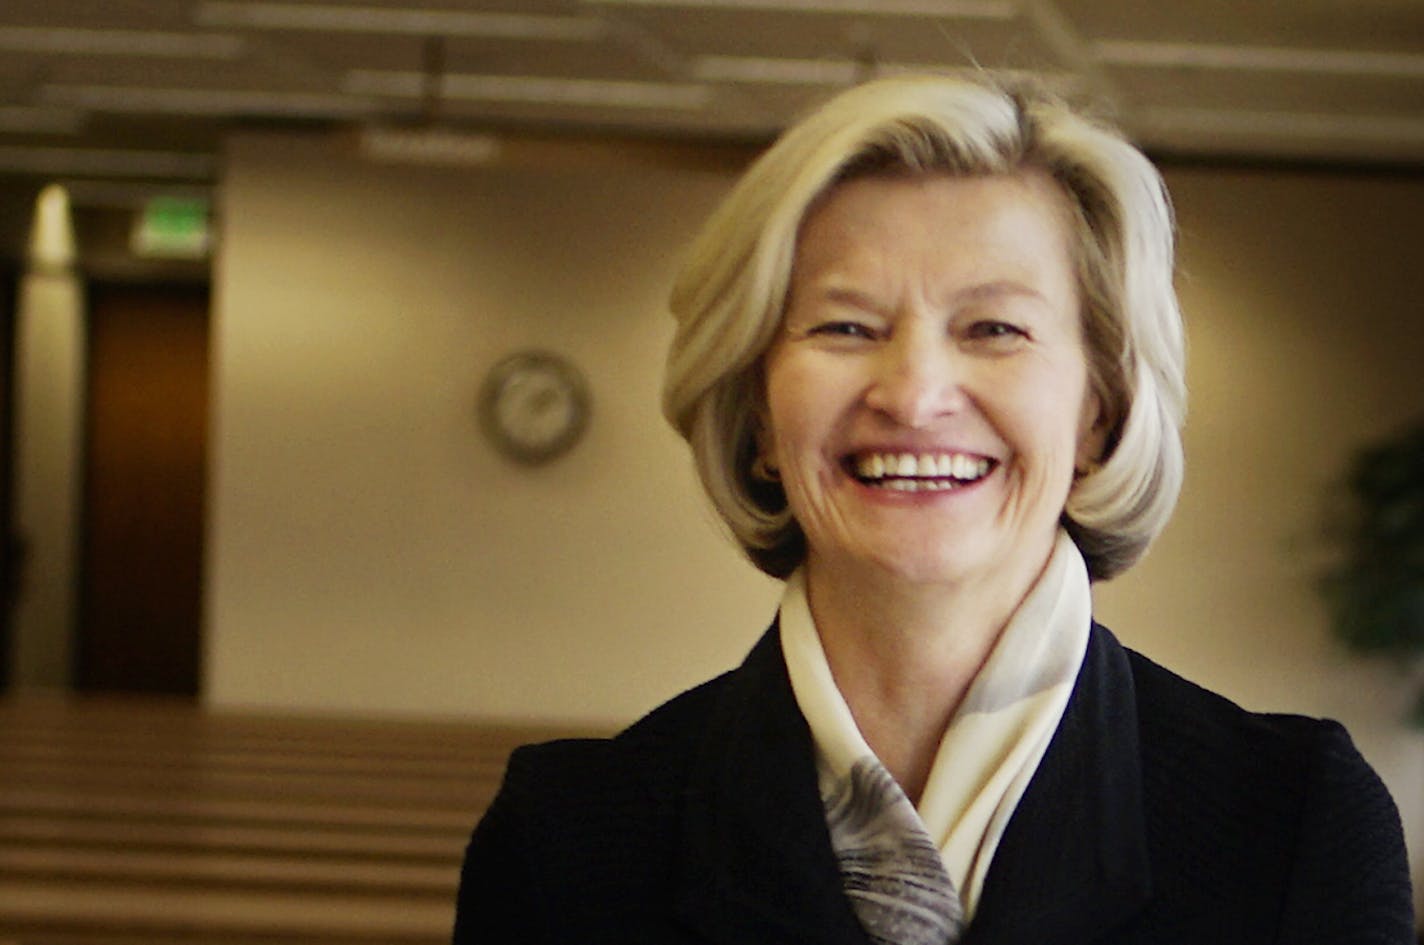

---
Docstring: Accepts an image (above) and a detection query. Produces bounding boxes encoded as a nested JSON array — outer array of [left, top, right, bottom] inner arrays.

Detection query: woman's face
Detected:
[[761, 171, 1104, 589]]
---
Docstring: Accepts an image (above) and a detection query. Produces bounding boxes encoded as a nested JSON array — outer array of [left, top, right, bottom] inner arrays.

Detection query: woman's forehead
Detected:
[[788, 172, 1078, 293]]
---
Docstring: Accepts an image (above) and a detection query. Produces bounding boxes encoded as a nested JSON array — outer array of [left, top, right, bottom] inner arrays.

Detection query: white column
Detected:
[[10, 184, 85, 689]]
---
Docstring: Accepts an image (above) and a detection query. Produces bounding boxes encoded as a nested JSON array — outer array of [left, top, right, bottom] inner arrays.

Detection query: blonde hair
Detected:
[[663, 73, 1185, 581]]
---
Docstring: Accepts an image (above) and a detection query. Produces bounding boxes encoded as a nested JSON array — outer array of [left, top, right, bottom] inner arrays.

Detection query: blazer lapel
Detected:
[[672, 625, 871, 945], [671, 622, 1153, 945], [964, 624, 1153, 945]]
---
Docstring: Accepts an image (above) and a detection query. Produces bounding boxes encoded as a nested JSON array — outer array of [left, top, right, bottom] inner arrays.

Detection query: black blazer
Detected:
[[454, 623, 1416, 944]]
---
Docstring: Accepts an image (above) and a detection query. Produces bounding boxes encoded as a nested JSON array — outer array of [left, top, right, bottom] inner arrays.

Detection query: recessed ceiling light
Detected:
[[196, 1, 606, 41]]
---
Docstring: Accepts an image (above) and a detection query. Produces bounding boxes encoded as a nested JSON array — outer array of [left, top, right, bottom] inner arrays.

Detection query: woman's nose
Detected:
[[862, 332, 964, 428]]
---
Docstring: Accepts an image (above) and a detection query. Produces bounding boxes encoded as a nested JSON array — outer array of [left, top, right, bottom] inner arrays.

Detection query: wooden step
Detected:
[[0, 695, 594, 945]]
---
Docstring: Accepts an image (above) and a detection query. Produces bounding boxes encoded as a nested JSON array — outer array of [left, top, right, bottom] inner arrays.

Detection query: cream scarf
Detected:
[[780, 529, 1091, 924]]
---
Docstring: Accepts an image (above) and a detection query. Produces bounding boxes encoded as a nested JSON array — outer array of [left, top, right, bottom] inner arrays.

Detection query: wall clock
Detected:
[[478, 350, 591, 465]]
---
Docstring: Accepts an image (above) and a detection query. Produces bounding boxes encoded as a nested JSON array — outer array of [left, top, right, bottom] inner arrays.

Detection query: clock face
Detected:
[[479, 351, 591, 464]]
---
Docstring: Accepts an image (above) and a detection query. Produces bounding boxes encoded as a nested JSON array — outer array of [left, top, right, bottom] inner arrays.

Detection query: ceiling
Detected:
[[1, 0, 1422, 205]]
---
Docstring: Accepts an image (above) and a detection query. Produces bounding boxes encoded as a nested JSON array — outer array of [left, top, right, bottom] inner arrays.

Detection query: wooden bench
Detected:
[[0, 695, 587, 945]]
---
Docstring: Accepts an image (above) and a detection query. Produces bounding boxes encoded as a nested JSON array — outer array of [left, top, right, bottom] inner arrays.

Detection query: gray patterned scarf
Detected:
[[823, 757, 965, 945]]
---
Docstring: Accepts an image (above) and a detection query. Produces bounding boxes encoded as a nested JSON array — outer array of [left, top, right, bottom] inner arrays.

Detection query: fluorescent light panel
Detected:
[[0, 26, 243, 59], [586, 0, 1013, 17], [347, 71, 712, 109], [358, 127, 503, 166], [41, 85, 383, 120], [196, 1, 606, 41], [691, 55, 860, 85], [1097, 41, 1424, 80], [691, 56, 1068, 87]]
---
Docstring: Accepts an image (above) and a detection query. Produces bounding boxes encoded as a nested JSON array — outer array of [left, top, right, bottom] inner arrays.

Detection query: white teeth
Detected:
[[884, 478, 958, 493], [853, 451, 991, 483]]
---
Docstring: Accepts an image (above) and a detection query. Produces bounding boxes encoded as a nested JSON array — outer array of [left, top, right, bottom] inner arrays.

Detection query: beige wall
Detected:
[[208, 134, 782, 726], [11, 185, 84, 689], [210, 137, 1422, 904]]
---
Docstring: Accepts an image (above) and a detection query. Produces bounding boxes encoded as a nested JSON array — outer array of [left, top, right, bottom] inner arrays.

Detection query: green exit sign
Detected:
[[131, 196, 212, 259]]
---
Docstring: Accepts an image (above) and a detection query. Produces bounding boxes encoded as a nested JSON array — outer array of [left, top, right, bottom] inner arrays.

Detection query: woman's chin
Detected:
[[812, 538, 996, 590]]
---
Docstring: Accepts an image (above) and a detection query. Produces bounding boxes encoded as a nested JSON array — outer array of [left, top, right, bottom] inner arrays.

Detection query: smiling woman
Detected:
[[453, 73, 1416, 945], [762, 173, 1101, 626]]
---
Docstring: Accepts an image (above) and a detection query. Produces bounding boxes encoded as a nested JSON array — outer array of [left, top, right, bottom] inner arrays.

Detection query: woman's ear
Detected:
[[1075, 391, 1111, 476], [750, 408, 781, 482]]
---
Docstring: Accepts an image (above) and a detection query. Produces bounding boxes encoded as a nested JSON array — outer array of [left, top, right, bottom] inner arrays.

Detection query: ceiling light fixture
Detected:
[[690, 56, 1072, 89], [585, 0, 1012, 17], [347, 71, 713, 110], [40, 85, 384, 120], [357, 127, 503, 166], [1097, 41, 1424, 80], [196, 2, 606, 41], [0, 26, 244, 59], [691, 56, 861, 85]]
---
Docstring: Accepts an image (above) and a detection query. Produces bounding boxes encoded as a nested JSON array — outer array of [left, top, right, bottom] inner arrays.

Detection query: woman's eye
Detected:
[[965, 320, 1027, 342], [809, 321, 877, 340]]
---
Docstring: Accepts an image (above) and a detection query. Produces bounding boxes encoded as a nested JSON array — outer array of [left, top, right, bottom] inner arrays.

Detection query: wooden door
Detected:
[[78, 282, 209, 695]]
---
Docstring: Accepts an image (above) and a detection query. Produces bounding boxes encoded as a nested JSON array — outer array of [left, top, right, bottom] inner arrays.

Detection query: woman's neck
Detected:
[[801, 551, 1049, 804]]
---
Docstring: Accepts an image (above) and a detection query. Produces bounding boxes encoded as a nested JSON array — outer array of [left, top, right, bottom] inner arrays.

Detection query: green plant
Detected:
[[1320, 420, 1424, 727]]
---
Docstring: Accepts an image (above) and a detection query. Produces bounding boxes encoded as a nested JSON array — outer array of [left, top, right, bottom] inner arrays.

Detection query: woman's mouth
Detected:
[[848, 451, 995, 492]]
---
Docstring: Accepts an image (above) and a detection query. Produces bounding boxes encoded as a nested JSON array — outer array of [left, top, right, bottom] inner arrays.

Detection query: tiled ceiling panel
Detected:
[[0, 0, 1419, 195]]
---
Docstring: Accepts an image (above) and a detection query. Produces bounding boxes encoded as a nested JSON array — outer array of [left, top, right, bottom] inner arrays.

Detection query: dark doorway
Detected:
[[77, 282, 209, 696]]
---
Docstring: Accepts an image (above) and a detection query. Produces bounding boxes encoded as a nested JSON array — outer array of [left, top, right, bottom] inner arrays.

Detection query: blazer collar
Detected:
[[673, 622, 1152, 945], [963, 622, 1153, 945], [673, 624, 870, 945]]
